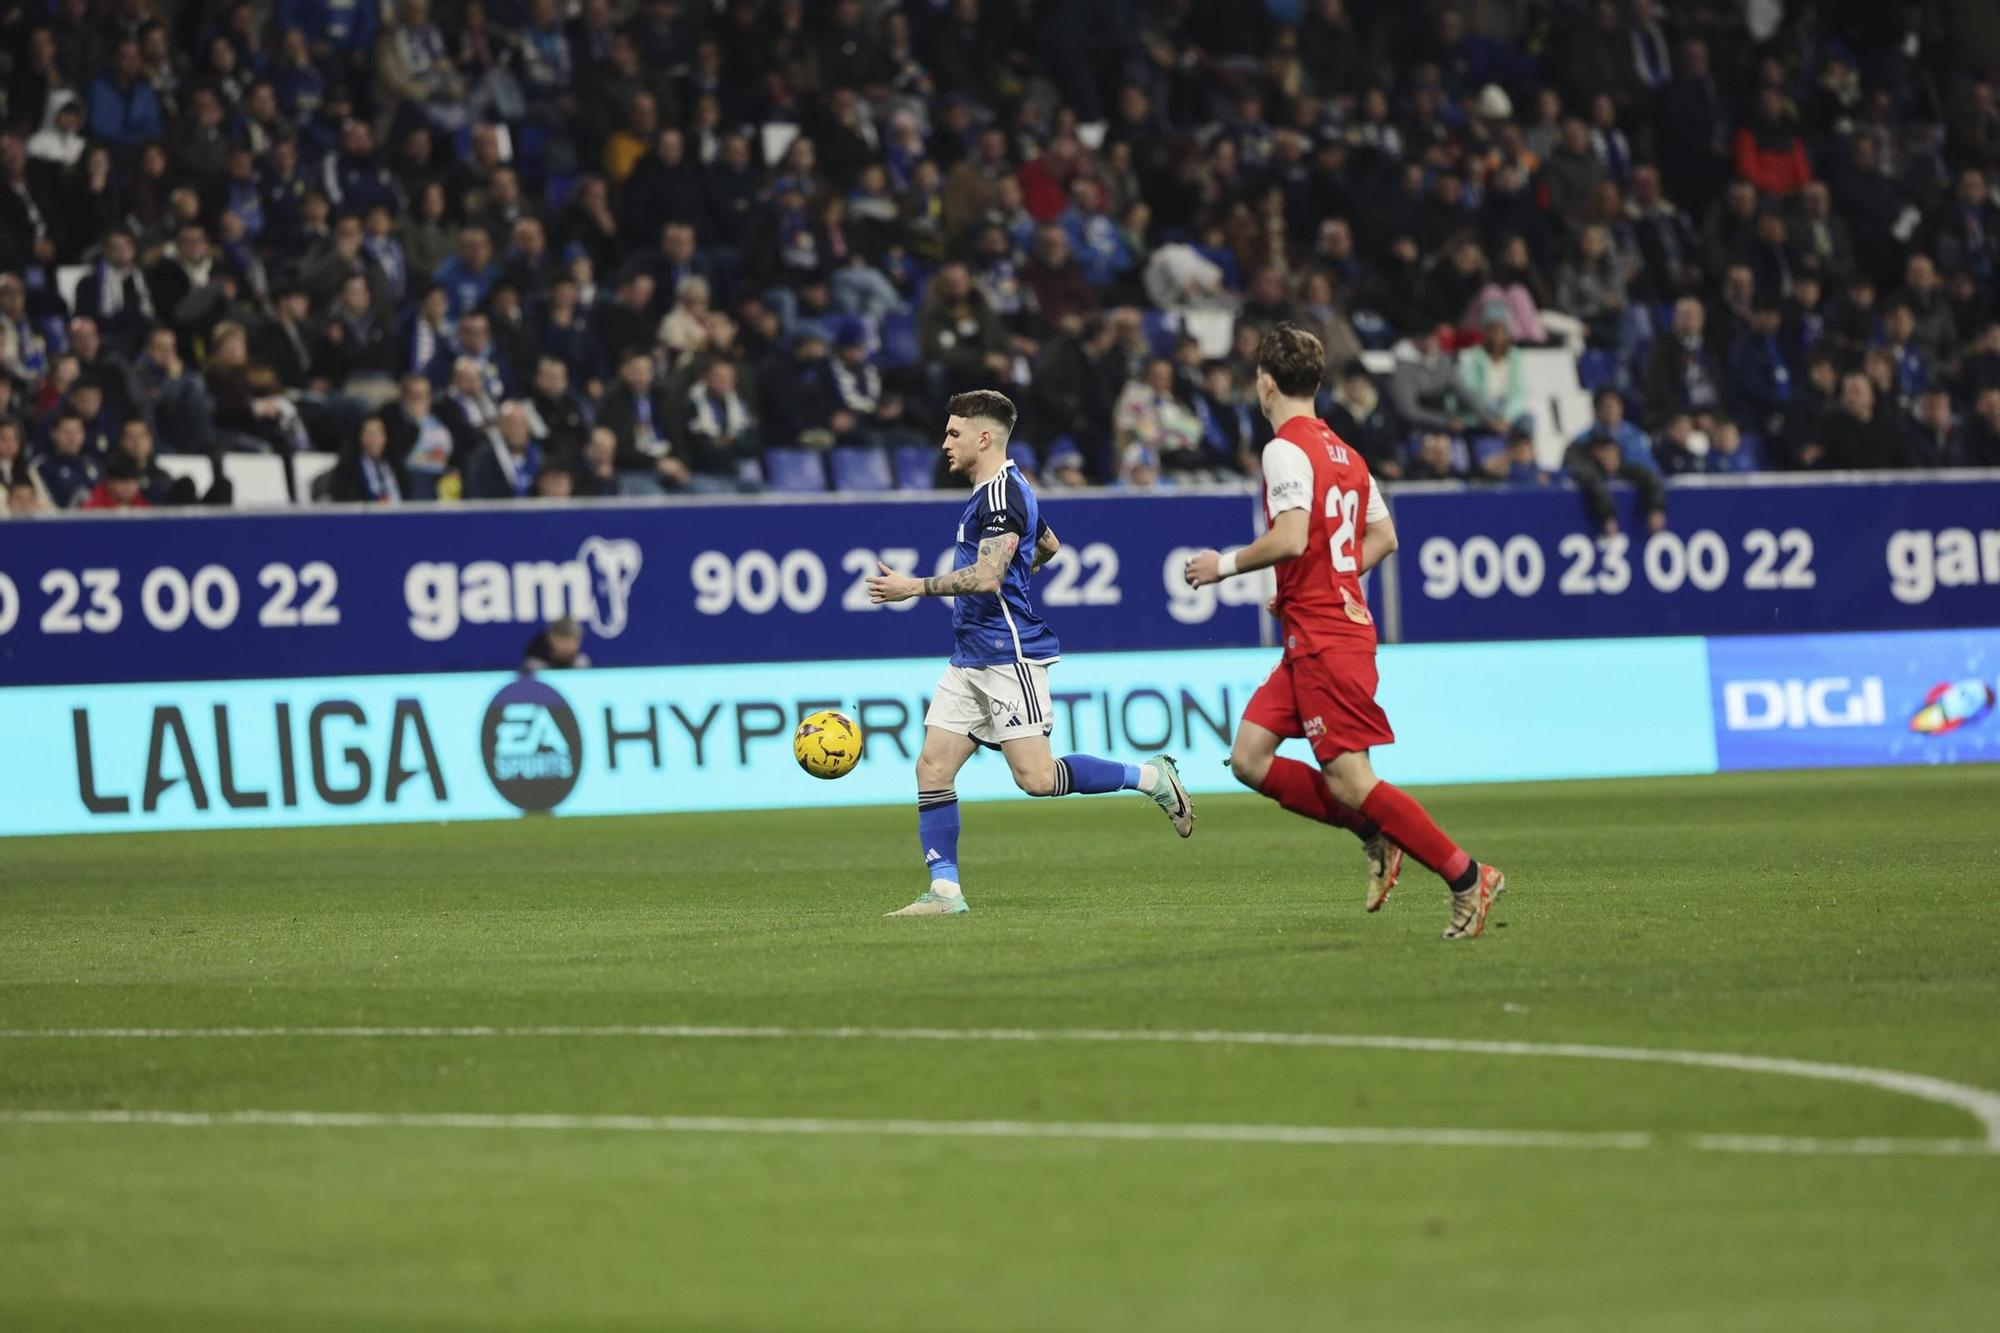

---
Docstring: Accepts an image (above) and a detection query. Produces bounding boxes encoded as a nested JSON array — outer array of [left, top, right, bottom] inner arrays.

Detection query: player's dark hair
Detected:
[[947, 389, 1017, 437], [1256, 322, 1325, 398]]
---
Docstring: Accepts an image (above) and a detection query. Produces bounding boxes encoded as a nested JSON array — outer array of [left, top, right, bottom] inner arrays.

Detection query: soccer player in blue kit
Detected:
[[864, 390, 1194, 916]]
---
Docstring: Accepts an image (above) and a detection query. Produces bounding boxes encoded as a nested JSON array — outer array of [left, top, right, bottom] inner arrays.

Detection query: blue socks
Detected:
[[1052, 754, 1141, 796], [916, 788, 960, 884]]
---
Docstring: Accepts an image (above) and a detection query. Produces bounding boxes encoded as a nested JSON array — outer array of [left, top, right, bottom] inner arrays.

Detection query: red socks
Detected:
[[1258, 758, 1376, 836], [1359, 782, 1473, 883]]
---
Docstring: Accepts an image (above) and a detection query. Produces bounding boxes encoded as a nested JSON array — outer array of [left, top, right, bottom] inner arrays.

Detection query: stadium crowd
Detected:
[[2, 0, 1999, 516]]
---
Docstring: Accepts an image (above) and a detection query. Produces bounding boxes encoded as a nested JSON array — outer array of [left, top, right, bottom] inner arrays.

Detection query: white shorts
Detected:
[[926, 661, 1055, 748]]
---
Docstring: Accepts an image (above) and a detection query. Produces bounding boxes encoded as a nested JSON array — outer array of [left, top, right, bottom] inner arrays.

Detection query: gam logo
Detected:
[[481, 677, 583, 811], [407, 536, 643, 643]]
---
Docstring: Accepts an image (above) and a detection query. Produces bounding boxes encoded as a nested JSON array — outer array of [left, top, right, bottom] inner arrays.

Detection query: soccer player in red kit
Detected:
[[1185, 325, 1507, 940]]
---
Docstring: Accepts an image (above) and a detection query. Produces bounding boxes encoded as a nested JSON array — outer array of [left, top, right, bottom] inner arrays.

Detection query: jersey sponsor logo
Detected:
[[406, 536, 643, 643], [1721, 676, 1886, 731], [1341, 587, 1374, 624]]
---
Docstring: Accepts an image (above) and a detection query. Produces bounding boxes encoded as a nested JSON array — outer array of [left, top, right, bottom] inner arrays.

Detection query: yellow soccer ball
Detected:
[[794, 709, 863, 779]]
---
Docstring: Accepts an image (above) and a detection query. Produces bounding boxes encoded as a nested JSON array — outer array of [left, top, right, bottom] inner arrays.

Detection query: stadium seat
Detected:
[[219, 453, 292, 506], [1181, 308, 1234, 359], [892, 444, 937, 490], [1576, 347, 1619, 393], [1140, 308, 1180, 356], [829, 445, 893, 492], [154, 454, 214, 494], [292, 453, 338, 502], [1007, 442, 1040, 474], [878, 311, 920, 369], [763, 447, 828, 493]]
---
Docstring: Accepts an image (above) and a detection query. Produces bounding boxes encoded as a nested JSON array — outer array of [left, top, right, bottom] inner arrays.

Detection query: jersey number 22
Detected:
[[1326, 486, 1359, 574]]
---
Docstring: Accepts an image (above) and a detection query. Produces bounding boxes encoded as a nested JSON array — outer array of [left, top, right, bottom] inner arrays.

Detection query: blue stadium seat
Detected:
[[829, 445, 894, 492], [1006, 442, 1040, 474], [1577, 347, 1618, 392], [879, 311, 920, 368], [1140, 308, 1180, 356], [892, 444, 937, 490], [763, 447, 828, 493]]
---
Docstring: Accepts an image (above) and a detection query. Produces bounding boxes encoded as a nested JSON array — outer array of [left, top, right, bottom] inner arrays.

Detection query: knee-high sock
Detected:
[[1359, 782, 1474, 886], [917, 788, 960, 885], [1052, 754, 1140, 795], [1256, 757, 1379, 840]]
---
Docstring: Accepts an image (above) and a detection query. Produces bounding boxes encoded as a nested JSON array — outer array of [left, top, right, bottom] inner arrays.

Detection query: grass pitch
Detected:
[[3, 765, 1997, 1331]]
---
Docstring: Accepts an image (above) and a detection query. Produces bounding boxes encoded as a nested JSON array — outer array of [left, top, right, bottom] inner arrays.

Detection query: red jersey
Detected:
[[1261, 415, 1387, 658]]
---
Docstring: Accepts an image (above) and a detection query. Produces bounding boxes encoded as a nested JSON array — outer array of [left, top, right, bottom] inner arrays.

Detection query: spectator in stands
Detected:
[[830, 328, 915, 449], [34, 411, 99, 508], [206, 321, 311, 465], [1115, 442, 1167, 492], [1392, 325, 1489, 442], [1642, 297, 1725, 430], [1557, 224, 1640, 368], [400, 282, 454, 385], [0, 420, 48, 509], [1499, 425, 1556, 487], [73, 228, 155, 357], [462, 400, 542, 499], [1191, 360, 1260, 477], [434, 226, 499, 321], [112, 418, 198, 506], [1458, 319, 1533, 439], [523, 616, 591, 670], [1820, 372, 1910, 470], [1326, 361, 1402, 479], [383, 373, 454, 500], [528, 357, 588, 460], [683, 358, 763, 491], [86, 40, 162, 152], [918, 262, 1010, 396], [598, 347, 688, 495], [1907, 388, 1963, 468], [1736, 87, 1813, 199], [1024, 227, 1098, 333], [1726, 300, 1794, 441], [330, 413, 404, 503], [80, 450, 150, 509], [1114, 358, 1206, 476], [1565, 425, 1667, 535], [6, 467, 46, 515], [317, 272, 398, 389], [1405, 431, 1466, 482], [1967, 388, 2000, 467], [555, 424, 612, 496]]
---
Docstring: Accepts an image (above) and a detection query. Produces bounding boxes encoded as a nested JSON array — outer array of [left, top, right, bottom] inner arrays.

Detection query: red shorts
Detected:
[[1242, 649, 1395, 763]]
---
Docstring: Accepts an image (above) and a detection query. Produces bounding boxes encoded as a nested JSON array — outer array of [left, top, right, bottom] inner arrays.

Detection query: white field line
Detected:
[[7, 1023, 1999, 1150], [0, 1108, 1989, 1158]]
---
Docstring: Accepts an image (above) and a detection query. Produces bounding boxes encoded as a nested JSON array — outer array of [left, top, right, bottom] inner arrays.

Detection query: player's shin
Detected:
[[916, 788, 962, 895], [1050, 755, 1142, 795], [1259, 757, 1378, 839], [1357, 782, 1478, 892]]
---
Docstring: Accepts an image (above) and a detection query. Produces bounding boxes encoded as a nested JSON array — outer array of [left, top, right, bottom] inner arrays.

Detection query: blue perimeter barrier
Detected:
[[1, 474, 1996, 686], [4, 628, 1994, 838]]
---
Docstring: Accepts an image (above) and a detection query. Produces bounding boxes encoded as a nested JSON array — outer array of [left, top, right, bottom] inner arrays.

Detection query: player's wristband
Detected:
[[1216, 549, 1240, 579]]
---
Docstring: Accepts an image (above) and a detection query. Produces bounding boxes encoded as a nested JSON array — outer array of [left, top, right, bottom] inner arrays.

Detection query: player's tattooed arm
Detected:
[[1031, 524, 1060, 574], [867, 533, 1017, 603], [922, 533, 1017, 596]]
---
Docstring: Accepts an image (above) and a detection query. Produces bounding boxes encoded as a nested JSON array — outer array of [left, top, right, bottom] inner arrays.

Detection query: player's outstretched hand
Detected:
[[1184, 549, 1223, 588], [866, 560, 921, 604]]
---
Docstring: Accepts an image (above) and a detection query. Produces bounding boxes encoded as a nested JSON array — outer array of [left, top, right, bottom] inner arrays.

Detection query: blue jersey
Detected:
[[949, 461, 1060, 667]]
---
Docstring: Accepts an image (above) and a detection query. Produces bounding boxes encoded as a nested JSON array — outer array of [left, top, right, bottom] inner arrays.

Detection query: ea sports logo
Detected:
[[481, 677, 583, 811]]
